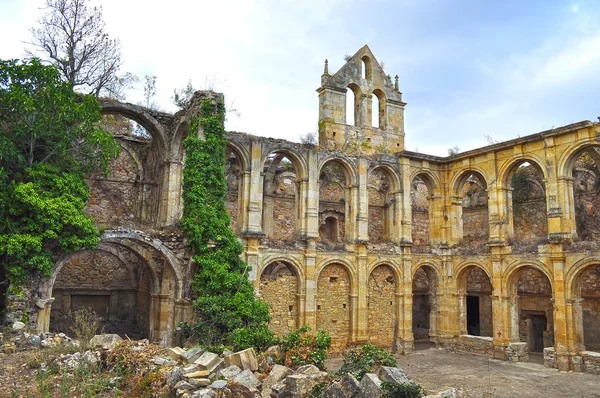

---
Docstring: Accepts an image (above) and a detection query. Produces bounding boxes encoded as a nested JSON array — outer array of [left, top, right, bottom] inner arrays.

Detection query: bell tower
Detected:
[[317, 45, 406, 153]]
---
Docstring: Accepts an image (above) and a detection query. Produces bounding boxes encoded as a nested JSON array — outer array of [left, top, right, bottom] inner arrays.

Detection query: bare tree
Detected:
[[27, 0, 135, 98]]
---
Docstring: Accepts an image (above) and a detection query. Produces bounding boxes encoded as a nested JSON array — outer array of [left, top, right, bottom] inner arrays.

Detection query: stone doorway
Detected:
[[526, 313, 546, 353]]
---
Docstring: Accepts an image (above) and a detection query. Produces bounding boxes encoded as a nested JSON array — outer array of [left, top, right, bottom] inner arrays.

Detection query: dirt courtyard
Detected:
[[327, 347, 600, 398]]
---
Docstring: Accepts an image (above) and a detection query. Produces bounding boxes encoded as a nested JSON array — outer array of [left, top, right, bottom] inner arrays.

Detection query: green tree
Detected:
[[0, 59, 119, 289], [181, 95, 269, 345]]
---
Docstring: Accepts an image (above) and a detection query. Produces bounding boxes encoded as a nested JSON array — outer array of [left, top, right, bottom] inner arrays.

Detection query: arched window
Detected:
[[362, 56, 372, 80], [345, 87, 355, 126], [371, 93, 380, 128]]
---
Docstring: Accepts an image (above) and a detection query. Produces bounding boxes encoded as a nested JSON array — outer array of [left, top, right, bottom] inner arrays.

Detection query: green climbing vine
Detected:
[[181, 97, 270, 346]]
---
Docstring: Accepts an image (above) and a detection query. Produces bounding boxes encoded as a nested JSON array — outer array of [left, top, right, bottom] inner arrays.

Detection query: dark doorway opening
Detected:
[[530, 315, 546, 353], [467, 295, 480, 336], [412, 294, 431, 342]]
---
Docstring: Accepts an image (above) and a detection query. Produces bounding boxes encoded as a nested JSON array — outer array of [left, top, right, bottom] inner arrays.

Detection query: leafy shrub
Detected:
[[381, 381, 423, 398], [277, 325, 331, 370], [338, 344, 397, 381], [232, 324, 276, 352], [69, 307, 102, 351]]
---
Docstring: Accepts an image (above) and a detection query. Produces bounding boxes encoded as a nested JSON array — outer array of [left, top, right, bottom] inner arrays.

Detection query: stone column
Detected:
[[355, 243, 368, 344], [356, 158, 369, 242], [160, 160, 183, 227], [306, 152, 320, 239], [246, 141, 264, 236], [398, 158, 413, 244], [400, 255, 414, 352], [557, 177, 576, 239], [297, 178, 309, 238], [304, 239, 318, 330], [551, 251, 571, 371], [491, 295, 512, 359], [448, 197, 462, 245], [458, 293, 467, 335]]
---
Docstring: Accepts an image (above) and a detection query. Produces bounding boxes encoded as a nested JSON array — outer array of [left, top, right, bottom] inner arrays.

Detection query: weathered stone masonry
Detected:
[[8, 45, 600, 375]]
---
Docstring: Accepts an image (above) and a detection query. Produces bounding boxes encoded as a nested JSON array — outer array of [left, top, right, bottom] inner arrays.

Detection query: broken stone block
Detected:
[[12, 321, 25, 331], [169, 367, 184, 387], [209, 379, 228, 390], [169, 347, 185, 360], [184, 370, 211, 379], [358, 373, 383, 398], [261, 364, 292, 397], [89, 334, 123, 350], [223, 347, 258, 371], [194, 352, 224, 373], [183, 364, 199, 374], [188, 378, 211, 388], [339, 373, 361, 397], [153, 356, 178, 366], [282, 372, 329, 397], [216, 364, 242, 379], [322, 382, 347, 398], [174, 380, 195, 391], [181, 347, 205, 364], [376, 366, 411, 385], [295, 364, 321, 375], [232, 369, 260, 389]]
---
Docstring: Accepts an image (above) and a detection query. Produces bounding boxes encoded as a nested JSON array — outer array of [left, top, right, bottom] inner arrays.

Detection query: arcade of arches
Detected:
[[3, 47, 600, 375]]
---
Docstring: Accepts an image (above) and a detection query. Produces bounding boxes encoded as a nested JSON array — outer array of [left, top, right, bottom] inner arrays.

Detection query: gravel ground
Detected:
[[326, 347, 600, 398]]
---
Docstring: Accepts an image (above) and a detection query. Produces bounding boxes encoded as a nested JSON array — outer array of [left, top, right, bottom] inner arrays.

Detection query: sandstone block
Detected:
[[169, 347, 185, 360], [181, 347, 205, 364], [262, 364, 292, 397], [323, 382, 347, 398], [192, 389, 217, 398], [376, 366, 411, 385], [339, 373, 361, 397], [188, 378, 211, 388], [232, 369, 261, 389], [209, 379, 228, 390], [194, 352, 224, 373], [184, 370, 211, 379], [216, 364, 242, 379], [358, 373, 382, 398], [223, 348, 258, 371]]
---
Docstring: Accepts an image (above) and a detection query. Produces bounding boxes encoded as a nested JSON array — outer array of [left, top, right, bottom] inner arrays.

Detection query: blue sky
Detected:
[[1, 0, 599, 155]]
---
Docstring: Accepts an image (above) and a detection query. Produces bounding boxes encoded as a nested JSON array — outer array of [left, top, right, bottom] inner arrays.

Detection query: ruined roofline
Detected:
[[401, 120, 596, 163]]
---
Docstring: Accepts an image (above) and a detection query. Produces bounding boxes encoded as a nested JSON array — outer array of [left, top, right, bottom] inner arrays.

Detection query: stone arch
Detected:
[[505, 263, 554, 353], [453, 169, 489, 248], [412, 264, 441, 346], [456, 264, 494, 337], [261, 148, 307, 241], [367, 166, 398, 243], [316, 258, 358, 293], [501, 159, 548, 244], [451, 168, 489, 196], [99, 100, 168, 156], [318, 157, 358, 244], [568, 260, 600, 352], [316, 262, 353, 351], [42, 231, 184, 346], [367, 259, 403, 282], [318, 156, 359, 187], [558, 140, 600, 178], [367, 263, 399, 348], [498, 156, 548, 189], [258, 260, 303, 336], [225, 143, 249, 233], [361, 55, 372, 80], [346, 83, 362, 126], [372, 88, 386, 129], [410, 170, 439, 194]]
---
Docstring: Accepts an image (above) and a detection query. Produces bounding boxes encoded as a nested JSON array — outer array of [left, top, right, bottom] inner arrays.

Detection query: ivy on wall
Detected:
[[181, 97, 270, 344]]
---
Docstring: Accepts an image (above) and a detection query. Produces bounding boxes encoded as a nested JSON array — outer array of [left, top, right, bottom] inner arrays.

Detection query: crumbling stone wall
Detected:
[[368, 169, 391, 242], [317, 264, 351, 351], [367, 265, 397, 347], [461, 177, 488, 245], [466, 267, 493, 337], [511, 164, 548, 243], [517, 267, 554, 351], [412, 267, 431, 341], [580, 264, 600, 351], [50, 250, 145, 338], [259, 262, 298, 336], [411, 177, 430, 246], [573, 149, 600, 241], [319, 162, 347, 243], [264, 167, 297, 241], [86, 139, 146, 229]]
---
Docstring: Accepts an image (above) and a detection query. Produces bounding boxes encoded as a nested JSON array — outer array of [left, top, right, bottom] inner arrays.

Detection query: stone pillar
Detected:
[[448, 197, 462, 245], [489, 187, 510, 243], [304, 239, 318, 330], [297, 178, 309, 238], [400, 255, 414, 352], [355, 243, 368, 343], [356, 158, 369, 242], [306, 152, 320, 239], [246, 141, 264, 236], [551, 250, 571, 371], [398, 159, 413, 244], [557, 177, 576, 239], [392, 191, 403, 243], [458, 293, 467, 335], [492, 295, 512, 359], [240, 171, 251, 233], [160, 160, 183, 227]]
